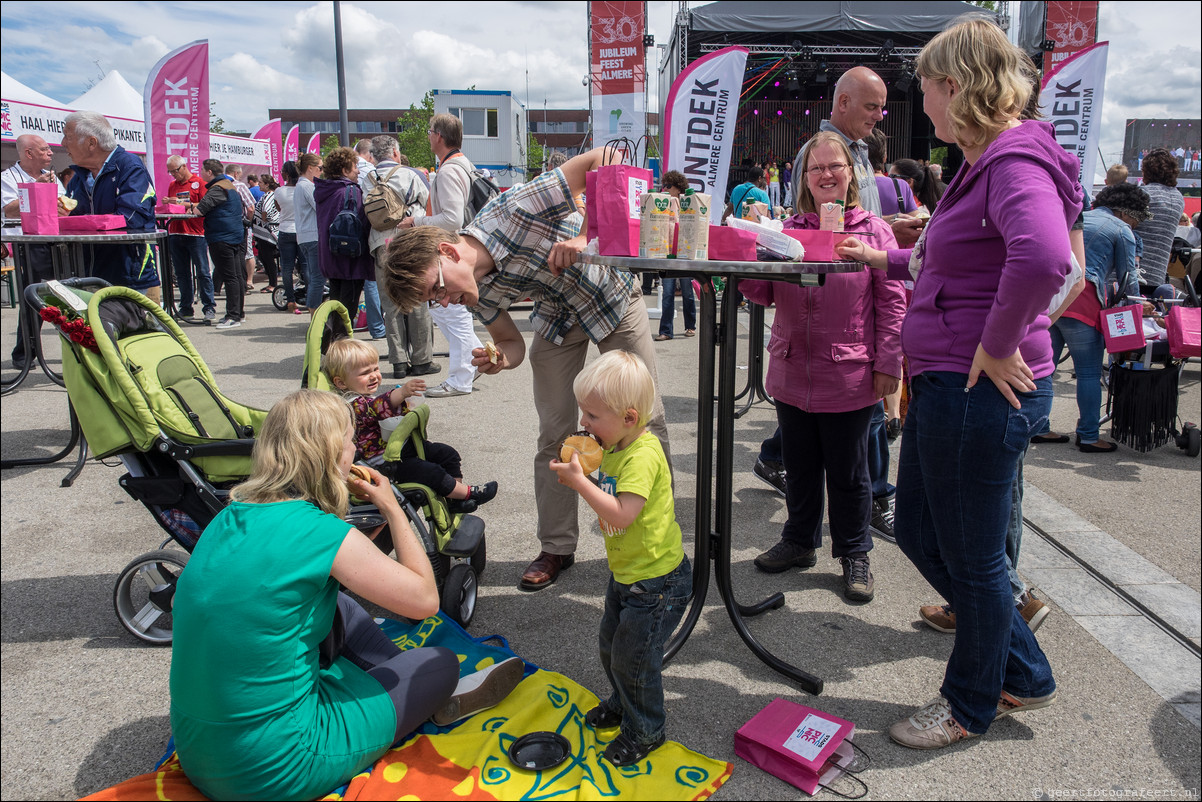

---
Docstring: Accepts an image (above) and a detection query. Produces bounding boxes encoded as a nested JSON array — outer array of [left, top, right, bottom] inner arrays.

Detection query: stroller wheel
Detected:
[[113, 549, 189, 645], [441, 563, 477, 628], [272, 285, 289, 311]]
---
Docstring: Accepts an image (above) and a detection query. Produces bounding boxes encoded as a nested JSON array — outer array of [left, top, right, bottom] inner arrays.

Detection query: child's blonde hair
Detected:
[[321, 338, 379, 390], [573, 350, 655, 428], [230, 390, 352, 517]]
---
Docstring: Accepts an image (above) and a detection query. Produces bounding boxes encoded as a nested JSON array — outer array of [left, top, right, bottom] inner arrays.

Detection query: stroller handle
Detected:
[[23, 277, 112, 312]]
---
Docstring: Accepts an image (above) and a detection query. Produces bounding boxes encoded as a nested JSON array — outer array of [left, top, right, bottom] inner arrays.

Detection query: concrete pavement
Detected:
[[1, 289, 1198, 800]]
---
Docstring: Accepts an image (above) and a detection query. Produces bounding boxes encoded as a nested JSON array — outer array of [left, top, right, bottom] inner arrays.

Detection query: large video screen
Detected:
[[1122, 119, 1201, 180]]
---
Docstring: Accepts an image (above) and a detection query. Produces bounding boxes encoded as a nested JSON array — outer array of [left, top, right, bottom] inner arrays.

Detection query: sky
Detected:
[[2, 1, 1199, 180]]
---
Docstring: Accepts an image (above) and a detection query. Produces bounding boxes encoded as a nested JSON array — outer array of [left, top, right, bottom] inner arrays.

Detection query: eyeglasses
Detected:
[[427, 259, 447, 308], [807, 163, 849, 177]]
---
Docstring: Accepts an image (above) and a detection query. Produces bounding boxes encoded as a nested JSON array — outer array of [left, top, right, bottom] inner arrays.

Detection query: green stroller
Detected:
[[302, 300, 486, 627], [29, 278, 267, 645]]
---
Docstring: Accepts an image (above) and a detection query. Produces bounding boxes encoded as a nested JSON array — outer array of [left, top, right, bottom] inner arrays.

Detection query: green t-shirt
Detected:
[[169, 500, 396, 801], [597, 431, 684, 585]]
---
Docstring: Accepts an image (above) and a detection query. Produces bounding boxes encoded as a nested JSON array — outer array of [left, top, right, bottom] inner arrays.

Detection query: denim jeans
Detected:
[[867, 400, 895, 500], [276, 232, 301, 304], [169, 235, 214, 314], [658, 277, 695, 337], [300, 240, 325, 309], [1048, 317, 1106, 443], [597, 556, 692, 745], [363, 280, 387, 339], [1006, 458, 1028, 601], [895, 371, 1056, 733]]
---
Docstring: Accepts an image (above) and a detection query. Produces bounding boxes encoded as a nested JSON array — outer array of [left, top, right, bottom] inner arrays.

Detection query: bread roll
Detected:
[[560, 433, 603, 473]]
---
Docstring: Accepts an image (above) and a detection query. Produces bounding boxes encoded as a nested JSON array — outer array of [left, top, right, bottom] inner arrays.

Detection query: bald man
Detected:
[[2, 134, 65, 220]]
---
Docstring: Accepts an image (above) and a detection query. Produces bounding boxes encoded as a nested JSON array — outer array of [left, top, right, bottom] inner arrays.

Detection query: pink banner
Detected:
[[306, 132, 323, 155], [144, 40, 209, 203], [252, 118, 282, 182], [285, 124, 300, 165]]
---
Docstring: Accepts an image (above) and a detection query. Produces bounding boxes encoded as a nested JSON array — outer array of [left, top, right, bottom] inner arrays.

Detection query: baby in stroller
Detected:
[[321, 338, 497, 513]]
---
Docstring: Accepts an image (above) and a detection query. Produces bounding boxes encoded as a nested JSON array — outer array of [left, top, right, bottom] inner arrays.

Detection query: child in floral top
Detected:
[[321, 338, 496, 512]]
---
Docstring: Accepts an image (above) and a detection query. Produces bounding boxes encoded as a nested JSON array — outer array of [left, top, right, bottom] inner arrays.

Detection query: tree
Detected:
[[210, 101, 228, 134], [397, 90, 436, 169], [526, 134, 547, 179], [320, 135, 341, 158]]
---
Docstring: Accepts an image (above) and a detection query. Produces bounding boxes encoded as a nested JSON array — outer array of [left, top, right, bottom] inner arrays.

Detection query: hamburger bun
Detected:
[[484, 341, 499, 364], [560, 433, 604, 473], [347, 464, 373, 490], [60, 196, 78, 212]]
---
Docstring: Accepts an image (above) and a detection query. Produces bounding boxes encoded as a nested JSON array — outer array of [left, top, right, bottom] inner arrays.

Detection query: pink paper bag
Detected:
[[585, 170, 598, 242], [734, 698, 856, 795], [707, 225, 757, 261], [156, 203, 187, 214], [595, 164, 651, 257], [783, 229, 835, 262], [18, 182, 59, 235], [1166, 305, 1200, 358], [1099, 304, 1146, 354]]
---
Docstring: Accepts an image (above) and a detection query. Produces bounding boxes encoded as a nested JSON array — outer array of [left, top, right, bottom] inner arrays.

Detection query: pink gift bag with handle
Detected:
[[18, 182, 59, 235]]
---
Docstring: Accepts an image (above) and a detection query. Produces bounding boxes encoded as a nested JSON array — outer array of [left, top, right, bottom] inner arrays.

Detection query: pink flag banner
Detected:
[[663, 46, 748, 223], [1041, 41, 1108, 188], [306, 132, 323, 155], [144, 40, 209, 202], [252, 118, 282, 182], [285, 124, 300, 165]]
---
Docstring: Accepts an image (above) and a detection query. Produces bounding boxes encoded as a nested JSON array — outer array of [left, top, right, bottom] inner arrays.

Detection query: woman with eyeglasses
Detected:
[[836, 15, 1082, 750], [740, 130, 906, 605]]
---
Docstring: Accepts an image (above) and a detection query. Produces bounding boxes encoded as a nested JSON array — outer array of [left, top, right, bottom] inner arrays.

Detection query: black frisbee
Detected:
[[508, 731, 572, 771]]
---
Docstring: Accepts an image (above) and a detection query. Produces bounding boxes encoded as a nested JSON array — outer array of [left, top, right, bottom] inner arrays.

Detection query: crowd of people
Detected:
[[5, 10, 1200, 800]]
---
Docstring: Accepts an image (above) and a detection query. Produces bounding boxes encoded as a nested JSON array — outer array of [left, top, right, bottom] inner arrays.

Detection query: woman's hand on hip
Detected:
[[967, 343, 1035, 410]]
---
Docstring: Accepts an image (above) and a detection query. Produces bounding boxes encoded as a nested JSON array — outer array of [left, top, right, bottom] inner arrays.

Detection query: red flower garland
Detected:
[[39, 305, 99, 352]]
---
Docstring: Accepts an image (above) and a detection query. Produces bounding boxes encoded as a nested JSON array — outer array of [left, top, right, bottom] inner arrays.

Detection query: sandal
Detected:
[[1078, 440, 1118, 453], [1030, 433, 1070, 444], [586, 705, 622, 730], [603, 732, 665, 767], [259, 286, 276, 293], [653, 334, 672, 341], [684, 329, 696, 337]]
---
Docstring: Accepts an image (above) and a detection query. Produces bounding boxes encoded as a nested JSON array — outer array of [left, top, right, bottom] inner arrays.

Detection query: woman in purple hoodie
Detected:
[[838, 16, 1082, 750], [315, 147, 375, 315]]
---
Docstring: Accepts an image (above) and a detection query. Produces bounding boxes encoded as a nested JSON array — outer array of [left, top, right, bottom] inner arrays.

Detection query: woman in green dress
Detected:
[[169, 390, 521, 800]]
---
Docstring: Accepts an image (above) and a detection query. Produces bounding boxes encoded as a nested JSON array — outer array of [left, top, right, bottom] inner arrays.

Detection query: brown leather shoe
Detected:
[[519, 551, 575, 592]]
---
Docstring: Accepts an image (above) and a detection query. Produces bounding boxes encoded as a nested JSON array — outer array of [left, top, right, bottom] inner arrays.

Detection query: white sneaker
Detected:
[[214, 317, 242, 330], [888, 696, 978, 749], [432, 657, 524, 726], [425, 381, 469, 398]]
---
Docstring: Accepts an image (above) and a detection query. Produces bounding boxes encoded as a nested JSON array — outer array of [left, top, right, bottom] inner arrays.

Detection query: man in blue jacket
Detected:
[[62, 111, 160, 302]]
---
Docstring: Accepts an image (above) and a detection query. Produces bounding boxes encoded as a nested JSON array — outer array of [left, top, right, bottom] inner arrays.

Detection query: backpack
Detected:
[[363, 165, 415, 231], [442, 152, 501, 225], [328, 185, 364, 258]]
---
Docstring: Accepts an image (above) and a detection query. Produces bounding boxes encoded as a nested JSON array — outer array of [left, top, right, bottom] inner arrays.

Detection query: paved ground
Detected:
[[1, 286, 1199, 800]]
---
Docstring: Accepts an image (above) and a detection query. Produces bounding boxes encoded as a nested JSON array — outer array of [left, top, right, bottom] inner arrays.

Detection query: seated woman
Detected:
[[169, 390, 521, 801], [1033, 183, 1150, 453], [741, 131, 906, 603]]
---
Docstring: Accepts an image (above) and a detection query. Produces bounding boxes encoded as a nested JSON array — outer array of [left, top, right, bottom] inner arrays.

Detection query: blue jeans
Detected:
[[597, 556, 692, 745], [276, 232, 300, 304], [895, 372, 1056, 733], [1048, 317, 1106, 443], [867, 400, 894, 500], [658, 277, 695, 337], [363, 280, 387, 339], [169, 234, 214, 314], [300, 240, 325, 309]]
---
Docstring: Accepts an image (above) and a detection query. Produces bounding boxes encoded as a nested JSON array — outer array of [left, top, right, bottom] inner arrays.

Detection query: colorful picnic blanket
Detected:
[[82, 614, 732, 801]]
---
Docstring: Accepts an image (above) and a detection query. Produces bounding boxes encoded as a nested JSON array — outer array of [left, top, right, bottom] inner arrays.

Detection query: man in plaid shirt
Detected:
[[382, 147, 670, 592]]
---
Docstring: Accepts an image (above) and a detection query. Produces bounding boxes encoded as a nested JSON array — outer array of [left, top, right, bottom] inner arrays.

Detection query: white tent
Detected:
[[1, 70, 71, 109], [68, 70, 144, 121]]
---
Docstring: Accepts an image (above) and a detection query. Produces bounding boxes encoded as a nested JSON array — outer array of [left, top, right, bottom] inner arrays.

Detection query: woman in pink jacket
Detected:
[[741, 131, 906, 603]]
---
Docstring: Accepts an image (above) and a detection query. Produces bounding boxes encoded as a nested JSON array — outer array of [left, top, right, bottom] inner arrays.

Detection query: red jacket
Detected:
[[167, 174, 207, 236], [741, 207, 905, 413]]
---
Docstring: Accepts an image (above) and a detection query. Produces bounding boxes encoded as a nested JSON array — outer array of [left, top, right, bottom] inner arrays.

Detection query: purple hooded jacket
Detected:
[[314, 177, 375, 281], [885, 121, 1083, 379], [742, 207, 906, 413]]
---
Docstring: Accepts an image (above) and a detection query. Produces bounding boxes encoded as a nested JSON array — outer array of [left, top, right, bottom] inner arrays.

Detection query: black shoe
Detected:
[[178, 307, 195, 319], [469, 481, 498, 506], [886, 418, 902, 440], [11, 354, 28, 371], [447, 497, 478, 514], [409, 361, 441, 376], [586, 705, 623, 730], [869, 495, 896, 543], [393, 364, 409, 380], [754, 539, 816, 573], [753, 459, 787, 497], [603, 732, 666, 767], [841, 553, 875, 602]]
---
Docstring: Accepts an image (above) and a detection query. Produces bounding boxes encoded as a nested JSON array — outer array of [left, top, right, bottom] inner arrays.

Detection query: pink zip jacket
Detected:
[[742, 207, 905, 413]]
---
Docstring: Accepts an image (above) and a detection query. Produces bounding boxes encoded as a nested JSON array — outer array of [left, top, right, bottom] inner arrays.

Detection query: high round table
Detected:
[[581, 253, 863, 694]]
